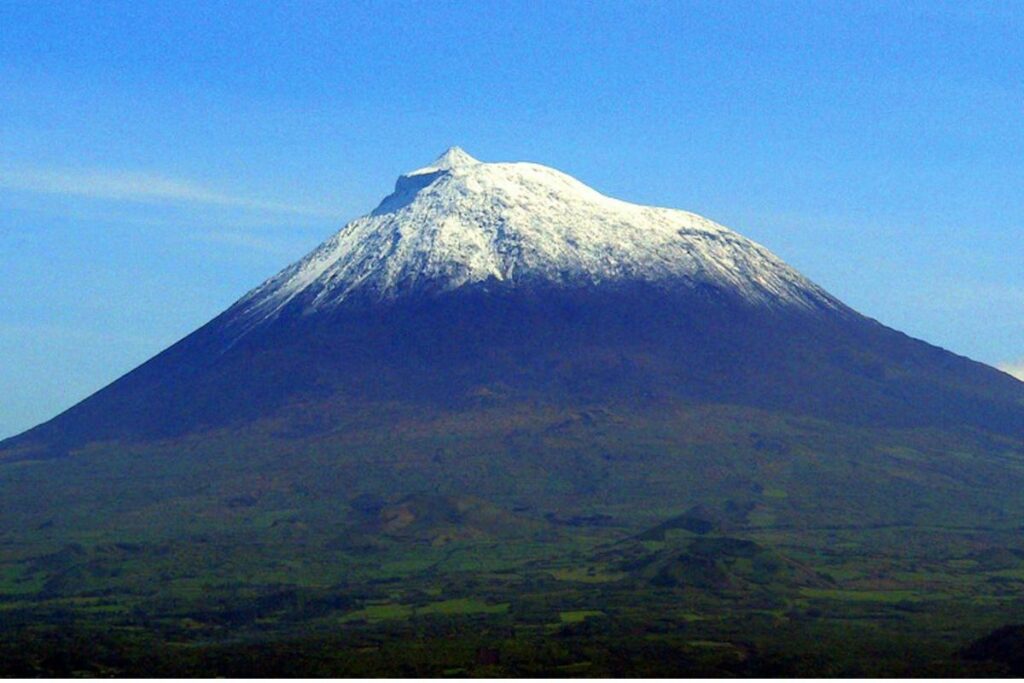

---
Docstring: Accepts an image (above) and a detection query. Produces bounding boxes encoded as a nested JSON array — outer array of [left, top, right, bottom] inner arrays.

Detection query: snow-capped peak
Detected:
[[409, 146, 480, 175], [229, 148, 843, 330]]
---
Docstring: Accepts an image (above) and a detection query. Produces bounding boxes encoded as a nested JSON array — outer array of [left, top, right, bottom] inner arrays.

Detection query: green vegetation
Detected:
[[340, 602, 414, 623], [560, 610, 604, 623], [2, 508, 1022, 676], [2, 403, 1024, 675]]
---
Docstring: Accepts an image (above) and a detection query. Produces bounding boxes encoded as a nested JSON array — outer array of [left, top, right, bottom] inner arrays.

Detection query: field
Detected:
[[2, 403, 1023, 676], [2, 506, 1023, 675]]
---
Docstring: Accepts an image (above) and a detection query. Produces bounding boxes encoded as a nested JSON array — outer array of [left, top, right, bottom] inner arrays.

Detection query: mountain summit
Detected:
[[230, 148, 839, 335]]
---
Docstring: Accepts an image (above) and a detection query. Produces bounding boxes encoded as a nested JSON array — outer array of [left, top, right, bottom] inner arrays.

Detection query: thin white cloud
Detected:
[[0, 166, 339, 218], [998, 359, 1024, 382], [192, 230, 318, 256]]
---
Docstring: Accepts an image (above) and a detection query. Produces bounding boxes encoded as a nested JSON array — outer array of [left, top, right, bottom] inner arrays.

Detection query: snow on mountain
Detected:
[[229, 147, 842, 331]]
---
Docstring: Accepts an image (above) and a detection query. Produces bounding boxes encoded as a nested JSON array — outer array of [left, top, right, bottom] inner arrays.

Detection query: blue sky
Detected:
[[1, 1, 1022, 438]]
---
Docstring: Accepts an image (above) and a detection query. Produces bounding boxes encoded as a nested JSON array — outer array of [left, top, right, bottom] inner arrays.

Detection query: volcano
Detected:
[[4, 147, 1021, 466], [4, 148, 1024, 676]]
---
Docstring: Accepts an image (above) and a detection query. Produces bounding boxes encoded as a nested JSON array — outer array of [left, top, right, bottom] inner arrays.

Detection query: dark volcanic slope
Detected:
[[3, 280, 1022, 461]]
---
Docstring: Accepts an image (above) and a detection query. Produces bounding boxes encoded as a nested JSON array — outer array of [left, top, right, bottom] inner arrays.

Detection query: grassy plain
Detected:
[[2, 403, 1023, 676]]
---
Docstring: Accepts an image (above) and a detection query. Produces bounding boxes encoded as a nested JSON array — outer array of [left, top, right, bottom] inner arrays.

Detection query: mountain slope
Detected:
[[3, 147, 1024, 679], [3, 148, 1022, 463]]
